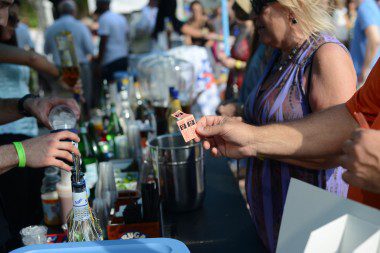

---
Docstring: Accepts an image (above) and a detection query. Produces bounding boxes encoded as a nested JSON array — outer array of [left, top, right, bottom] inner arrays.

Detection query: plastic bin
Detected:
[[10, 238, 190, 253]]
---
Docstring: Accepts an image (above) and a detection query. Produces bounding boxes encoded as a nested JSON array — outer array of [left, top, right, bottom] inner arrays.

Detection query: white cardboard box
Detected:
[[277, 179, 380, 253]]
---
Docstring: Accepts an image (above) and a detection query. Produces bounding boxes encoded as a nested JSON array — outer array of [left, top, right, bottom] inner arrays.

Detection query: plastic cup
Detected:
[[20, 225, 47, 245]]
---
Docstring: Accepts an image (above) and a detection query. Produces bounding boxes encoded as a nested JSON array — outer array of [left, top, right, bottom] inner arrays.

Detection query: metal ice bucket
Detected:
[[148, 133, 204, 213]]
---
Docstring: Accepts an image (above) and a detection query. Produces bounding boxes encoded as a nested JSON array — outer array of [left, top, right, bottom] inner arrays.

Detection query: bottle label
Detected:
[[72, 191, 90, 221]]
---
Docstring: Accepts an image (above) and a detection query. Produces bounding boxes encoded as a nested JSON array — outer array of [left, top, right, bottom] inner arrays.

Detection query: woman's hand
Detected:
[[195, 116, 257, 159]]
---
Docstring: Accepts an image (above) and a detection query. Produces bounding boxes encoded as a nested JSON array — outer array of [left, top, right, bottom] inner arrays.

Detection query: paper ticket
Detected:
[[171, 110, 197, 142]]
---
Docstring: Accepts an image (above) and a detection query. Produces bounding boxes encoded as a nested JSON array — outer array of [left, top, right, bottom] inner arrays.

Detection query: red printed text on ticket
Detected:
[[171, 110, 197, 142]]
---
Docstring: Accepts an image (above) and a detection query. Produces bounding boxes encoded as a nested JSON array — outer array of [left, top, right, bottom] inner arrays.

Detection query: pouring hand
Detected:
[[22, 131, 80, 171], [24, 97, 80, 129]]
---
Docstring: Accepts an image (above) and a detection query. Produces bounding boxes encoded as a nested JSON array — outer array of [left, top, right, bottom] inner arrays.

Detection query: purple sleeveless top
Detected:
[[244, 34, 349, 252]]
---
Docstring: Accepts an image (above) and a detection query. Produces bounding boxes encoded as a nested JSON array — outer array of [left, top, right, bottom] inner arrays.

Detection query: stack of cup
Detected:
[[20, 225, 47, 245]]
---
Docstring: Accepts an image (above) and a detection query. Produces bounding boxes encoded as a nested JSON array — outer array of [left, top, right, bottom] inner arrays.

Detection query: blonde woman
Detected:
[[239, 0, 356, 251]]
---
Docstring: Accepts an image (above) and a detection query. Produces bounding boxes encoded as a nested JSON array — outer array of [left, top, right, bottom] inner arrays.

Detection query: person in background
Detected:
[[350, 0, 380, 85], [0, 96, 80, 252], [214, 0, 357, 251], [139, 0, 158, 35], [132, 0, 158, 53], [332, 0, 349, 46], [184, 1, 214, 47], [0, 5, 41, 247], [345, 0, 357, 45], [12, 0, 34, 50], [217, 39, 272, 117], [44, 0, 94, 111], [210, 6, 222, 35], [195, 57, 380, 209], [95, 0, 129, 82], [217, 0, 254, 100], [0, 4, 79, 250], [153, 0, 220, 46]]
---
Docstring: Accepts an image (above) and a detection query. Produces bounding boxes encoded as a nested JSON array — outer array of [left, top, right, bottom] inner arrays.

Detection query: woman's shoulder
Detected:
[[311, 34, 349, 61], [311, 41, 355, 86]]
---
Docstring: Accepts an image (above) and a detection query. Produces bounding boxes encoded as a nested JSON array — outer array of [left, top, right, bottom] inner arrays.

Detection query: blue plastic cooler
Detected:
[[11, 238, 190, 253]]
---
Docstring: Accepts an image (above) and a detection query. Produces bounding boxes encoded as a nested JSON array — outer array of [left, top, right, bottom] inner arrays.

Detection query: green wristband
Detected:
[[13, 142, 26, 168]]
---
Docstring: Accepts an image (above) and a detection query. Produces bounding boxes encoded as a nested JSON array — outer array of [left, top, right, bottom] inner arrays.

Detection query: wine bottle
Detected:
[[119, 87, 142, 160], [78, 122, 98, 192], [67, 172, 103, 242], [107, 104, 125, 158]]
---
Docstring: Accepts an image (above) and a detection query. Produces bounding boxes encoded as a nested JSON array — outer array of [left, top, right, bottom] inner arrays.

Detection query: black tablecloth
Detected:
[[162, 154, 267, 253]]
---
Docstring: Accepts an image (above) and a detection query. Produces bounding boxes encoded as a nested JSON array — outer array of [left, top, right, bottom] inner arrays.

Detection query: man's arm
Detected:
[[0, 131, 80, 175], [253, 104, 358, 159], [0, 144, 19, 174], [0, 96, 80, 128], [0, 99, 23, 125], [361, 26, 380, 80], [181, 23, 220, 40], [0, 43, 59, 78], [196, 104, 358, 163]]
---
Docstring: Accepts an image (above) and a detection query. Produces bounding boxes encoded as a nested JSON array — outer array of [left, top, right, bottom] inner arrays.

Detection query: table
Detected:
[[162, 154, 267, 253]]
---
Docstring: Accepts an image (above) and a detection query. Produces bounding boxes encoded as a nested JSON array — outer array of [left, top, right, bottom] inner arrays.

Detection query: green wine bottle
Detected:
[[79, 122, 98, 191], [107, 104, 124, 158]]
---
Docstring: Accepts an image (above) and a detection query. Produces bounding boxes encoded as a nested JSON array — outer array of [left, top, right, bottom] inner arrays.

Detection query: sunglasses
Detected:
[[251, 0, 277, 15]]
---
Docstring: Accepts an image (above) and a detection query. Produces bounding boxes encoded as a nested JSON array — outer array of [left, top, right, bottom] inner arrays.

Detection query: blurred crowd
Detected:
[[2, 0, 379, 109]]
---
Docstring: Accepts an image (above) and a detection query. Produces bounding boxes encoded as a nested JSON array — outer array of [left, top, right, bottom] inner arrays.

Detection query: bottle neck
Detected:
[[171, 99, 181, 108]]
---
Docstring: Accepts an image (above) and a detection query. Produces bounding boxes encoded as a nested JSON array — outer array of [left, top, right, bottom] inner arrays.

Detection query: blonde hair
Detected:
[[277, 0, 334, 38]]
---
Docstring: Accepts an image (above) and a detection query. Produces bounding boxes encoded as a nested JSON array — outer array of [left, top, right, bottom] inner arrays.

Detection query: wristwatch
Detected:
[[18, 94, 39, 117]]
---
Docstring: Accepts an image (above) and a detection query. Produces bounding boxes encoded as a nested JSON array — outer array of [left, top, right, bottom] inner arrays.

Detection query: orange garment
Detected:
[[346, 58, 380, 209]]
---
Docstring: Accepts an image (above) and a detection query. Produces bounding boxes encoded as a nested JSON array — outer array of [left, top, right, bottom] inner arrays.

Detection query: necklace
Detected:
[[276, 47, 299, 72], [275, 36, 310, 72]]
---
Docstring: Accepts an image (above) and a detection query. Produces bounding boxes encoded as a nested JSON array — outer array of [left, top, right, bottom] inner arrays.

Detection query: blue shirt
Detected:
[[350, 0, 380, 75], [0, 64, 38, 137], [44, 15, 94, 65], [98, 10, 129, 66], [15, 22, 34, 50]]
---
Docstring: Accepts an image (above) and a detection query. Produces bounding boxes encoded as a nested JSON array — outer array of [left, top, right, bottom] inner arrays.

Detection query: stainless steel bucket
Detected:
[[148, 133, 204, 213]]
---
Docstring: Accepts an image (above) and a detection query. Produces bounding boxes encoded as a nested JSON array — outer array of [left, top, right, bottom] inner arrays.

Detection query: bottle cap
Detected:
[[169, 87, 175, 97], [172, 89, 179, 100], [72, 172, 86, 189]]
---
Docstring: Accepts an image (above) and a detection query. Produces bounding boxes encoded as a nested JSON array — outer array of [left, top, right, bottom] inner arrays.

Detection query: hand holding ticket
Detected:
[[171, 110, 198, 142]]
